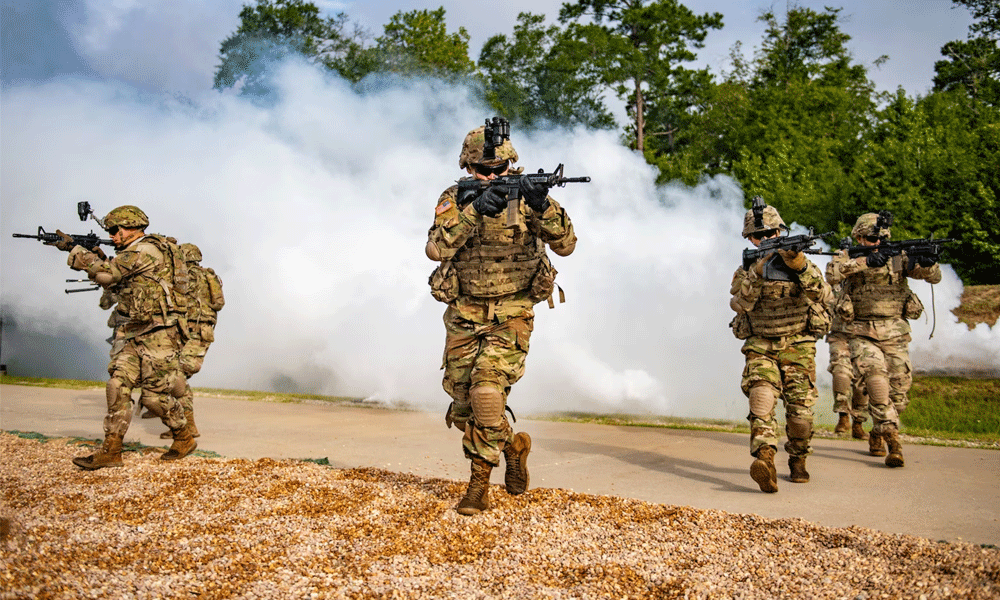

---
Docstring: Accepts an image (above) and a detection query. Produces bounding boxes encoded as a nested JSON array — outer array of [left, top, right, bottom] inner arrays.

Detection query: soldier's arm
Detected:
[[905, 256, 943, 284], [798, 261, 830, 303], [730, 266, 759, 314], [426, 187, 477, 262], [531, 198, 576, 257], [825, 250, 850, 285]]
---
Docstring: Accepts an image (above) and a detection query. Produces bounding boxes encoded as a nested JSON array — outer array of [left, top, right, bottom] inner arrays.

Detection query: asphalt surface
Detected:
[[2, 383, 997, 546]]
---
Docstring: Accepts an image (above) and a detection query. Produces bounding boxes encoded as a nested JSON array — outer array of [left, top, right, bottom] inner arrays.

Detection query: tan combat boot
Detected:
[[160, 424, 198, 461], [502, 432, 531, 496], [160, 409, 200, 439], [868, 429, 886, 457], [788, 456, 810, 483], [852, 417, 869, 440], [884, 429, 905, 468], [834, 413, 850, 434], [72, 434, 124, 470], [750, 446, 778, 493], [455, 458, 493, 516]]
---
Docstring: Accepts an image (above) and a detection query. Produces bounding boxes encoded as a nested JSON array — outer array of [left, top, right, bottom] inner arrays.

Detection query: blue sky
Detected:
[[2, 0, 975, 99]]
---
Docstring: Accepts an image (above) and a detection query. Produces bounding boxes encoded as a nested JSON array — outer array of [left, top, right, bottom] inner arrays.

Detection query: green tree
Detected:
[[558, 0, 723, 150], [213, 0, 368, 94], [478, 12, 614, 128], [933, 0, 1000, 106], [371, 7, 475, 78]]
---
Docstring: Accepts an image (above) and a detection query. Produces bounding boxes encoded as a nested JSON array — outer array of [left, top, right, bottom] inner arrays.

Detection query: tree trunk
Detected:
[[634, 76, 645, 151]]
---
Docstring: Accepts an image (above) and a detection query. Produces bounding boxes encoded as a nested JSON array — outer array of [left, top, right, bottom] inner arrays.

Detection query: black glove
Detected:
[[44, 229, 76, 252], [913, 252, 938, 268], [866, 251, 889, 268], [519, 176, 550, 213], [472, 187, 508, 218]]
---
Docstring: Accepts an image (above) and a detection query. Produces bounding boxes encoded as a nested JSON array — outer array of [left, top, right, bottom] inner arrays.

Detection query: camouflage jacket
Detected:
[[834, 252, 942, 341], [69, 234, 188, 339], [427, 181, 576, 324]]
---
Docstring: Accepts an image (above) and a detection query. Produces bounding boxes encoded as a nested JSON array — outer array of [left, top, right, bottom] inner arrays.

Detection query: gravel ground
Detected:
[[2, 432, 998, 600]]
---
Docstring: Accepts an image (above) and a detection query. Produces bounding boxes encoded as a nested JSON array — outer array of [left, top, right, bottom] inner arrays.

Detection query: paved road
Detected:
[[2, 384, 997, 546]]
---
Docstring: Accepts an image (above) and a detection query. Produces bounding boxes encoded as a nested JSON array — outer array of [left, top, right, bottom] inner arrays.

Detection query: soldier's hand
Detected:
[[473, 187, 508, 218], [93, 247, 108, 261], [44, 229, 77, 252], [914, 252, 938, 268], [777, 249, 807, 272], [866, 251, 889, 268], [519, 177, 550, 213]]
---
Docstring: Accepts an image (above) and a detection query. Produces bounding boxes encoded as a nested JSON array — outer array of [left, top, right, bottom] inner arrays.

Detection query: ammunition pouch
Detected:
[[903, 289, 924, 320], [527, 255, 558, 305], [805, 302, 832, 337], [730, 312, 752, 340], [428, 261, 460, 303]]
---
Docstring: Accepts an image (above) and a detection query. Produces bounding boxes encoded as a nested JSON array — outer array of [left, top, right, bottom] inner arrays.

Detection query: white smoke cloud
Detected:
[[2, 59, 996, 424]]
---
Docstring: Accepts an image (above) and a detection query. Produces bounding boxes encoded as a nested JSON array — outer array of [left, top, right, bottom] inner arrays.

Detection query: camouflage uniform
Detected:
[[60, 205, 196, 468], [174, 243, 225, 431], [730, 201, 832, 492], [835, 214, 942, 453], [428, 123, 576, 514], [825, 252, 869, 435]]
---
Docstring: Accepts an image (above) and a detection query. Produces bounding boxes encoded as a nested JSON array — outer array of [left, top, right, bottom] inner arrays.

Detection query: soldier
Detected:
[[47, 205, 197, 469], [427, 123, 577, 515], [833, 213, 942, 467], [826, 251, 870, 440], [729, 199, 832, 493], [156, 243, 225, 440]]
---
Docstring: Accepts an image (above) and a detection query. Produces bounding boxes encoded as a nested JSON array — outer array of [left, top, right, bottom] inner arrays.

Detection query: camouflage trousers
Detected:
[[441, 307, 532, 466], [827, 332, 868, 419], [105, 326, 186, 438], [741, 335, 818, 458], [849, 333, 911, 432], [177, 325, 215, 412]]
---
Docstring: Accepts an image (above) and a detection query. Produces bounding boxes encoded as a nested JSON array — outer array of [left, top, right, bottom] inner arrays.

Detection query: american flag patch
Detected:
[[435, 199, 453, 215]]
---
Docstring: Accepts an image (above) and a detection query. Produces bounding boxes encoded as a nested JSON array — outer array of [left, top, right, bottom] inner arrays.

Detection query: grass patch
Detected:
[[905, 376, 1000, 437]]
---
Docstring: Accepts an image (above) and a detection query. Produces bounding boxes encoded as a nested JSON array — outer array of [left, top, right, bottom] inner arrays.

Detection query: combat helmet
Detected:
[[459, 125, 519, 169], [180, 243, 202, 263], [741, 196, 787, 239], [103, 205, 149, 230], [852, 211, 892, 240]]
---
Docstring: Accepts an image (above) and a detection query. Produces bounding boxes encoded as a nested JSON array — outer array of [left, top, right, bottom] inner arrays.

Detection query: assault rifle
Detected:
[[742, 229, 836, 271], [458, 117, 590, 225], [846, 237, 955, 271], [12, 226, 113, 250]]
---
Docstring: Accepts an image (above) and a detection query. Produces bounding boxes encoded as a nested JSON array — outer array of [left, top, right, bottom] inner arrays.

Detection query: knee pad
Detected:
[[786, 416, 813, 439], [832, 373, 853, 396], [748, 384, 777, 419], [169, 374, 188, 398], [470, 385, 505, 429], [866, 375, 890, 406], [106, 377, 131, 406]]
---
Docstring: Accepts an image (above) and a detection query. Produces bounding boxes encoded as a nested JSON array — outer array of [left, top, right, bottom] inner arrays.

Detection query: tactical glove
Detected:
[[914, 252, 938, 268], [519, 177, 550, 213], [866, 251, 889, 268], [777, 249, 807, 272], [93, 247, 108, 261], [473, 187, 508, 218], [44, 229, 76, 252]]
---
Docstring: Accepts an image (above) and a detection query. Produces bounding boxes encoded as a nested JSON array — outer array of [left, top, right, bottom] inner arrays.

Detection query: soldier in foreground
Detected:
[[155, 243, 225, 440], [426, 120, 578, 515], [832, 213, 942, 467], [729, 199, 832, 493], [47, 205, 197, 469]]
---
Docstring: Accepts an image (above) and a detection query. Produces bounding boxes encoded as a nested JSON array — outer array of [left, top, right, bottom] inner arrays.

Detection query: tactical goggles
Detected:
[[108, 226, 121, 235], [472, 161, 509, 177], [864, 235, 883, 243]]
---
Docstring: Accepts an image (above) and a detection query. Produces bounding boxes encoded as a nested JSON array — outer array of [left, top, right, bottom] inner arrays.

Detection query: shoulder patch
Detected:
[[436, 199, 454, 215]]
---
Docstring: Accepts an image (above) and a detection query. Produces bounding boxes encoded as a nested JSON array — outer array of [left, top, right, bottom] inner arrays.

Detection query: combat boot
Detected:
[[884, 429, 905, 468], [788, 456, 810, 483], [72, 434, 124, 470], [502, 432, 531, 496], [852, 417, 869, 440], [750, 445, 778, 493], [834, 413, 850, 434], [160, 424, 198, 461], [455, 458, 493, 516], [160, 409, 200, 439], [868, 429, 886, 457]]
